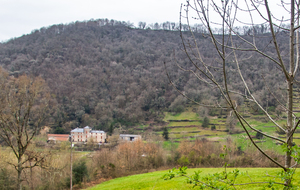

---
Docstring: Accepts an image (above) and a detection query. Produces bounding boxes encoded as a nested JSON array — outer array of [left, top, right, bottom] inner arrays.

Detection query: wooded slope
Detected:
[[0, 19, 289, 133]]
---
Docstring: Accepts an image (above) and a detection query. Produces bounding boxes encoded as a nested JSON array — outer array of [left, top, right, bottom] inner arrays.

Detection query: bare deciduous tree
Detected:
[[138, 21, 147, 29], [0, 68, 51, 190], [166, 0, 300, 187]]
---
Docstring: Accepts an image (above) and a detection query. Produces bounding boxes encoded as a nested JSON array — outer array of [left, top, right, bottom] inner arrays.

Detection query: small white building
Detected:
[[119, 134, 141, 142], [70, 126, 106, 143]]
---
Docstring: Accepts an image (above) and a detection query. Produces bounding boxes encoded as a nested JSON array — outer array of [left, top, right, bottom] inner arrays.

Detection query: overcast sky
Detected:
[[0, 0, 184, 42], [0, 0, 290, 43]]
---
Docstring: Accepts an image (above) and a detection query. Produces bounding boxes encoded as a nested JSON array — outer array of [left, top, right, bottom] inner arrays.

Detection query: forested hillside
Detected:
[[0, 19, 289, 133]]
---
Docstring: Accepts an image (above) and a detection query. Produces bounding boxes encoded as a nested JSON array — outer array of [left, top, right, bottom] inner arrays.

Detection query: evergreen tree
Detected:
[[73, 160, 88, 185], [108, 124, 114, 136], [202, 117, 209, 128], [162, 127, 169, 140]]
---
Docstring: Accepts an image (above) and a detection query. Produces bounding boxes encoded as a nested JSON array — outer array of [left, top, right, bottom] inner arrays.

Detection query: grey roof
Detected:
[[71, 127, 105, 134], [91, 130, 105, 134], [71, 128, 84, 133], [120, 134, 141, 137]]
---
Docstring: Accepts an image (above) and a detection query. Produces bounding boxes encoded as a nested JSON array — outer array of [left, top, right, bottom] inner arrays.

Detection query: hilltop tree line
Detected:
[[0, 19, 289, 134]]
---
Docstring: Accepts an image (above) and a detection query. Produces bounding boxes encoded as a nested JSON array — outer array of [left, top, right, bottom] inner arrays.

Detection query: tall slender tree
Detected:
[[166, 0, 300, 187], [162, 127, 169, 141]]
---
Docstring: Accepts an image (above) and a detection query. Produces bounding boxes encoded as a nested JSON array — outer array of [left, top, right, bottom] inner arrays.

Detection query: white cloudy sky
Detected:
[[0, 0, 184, 42], [0, 0, 290, 42]]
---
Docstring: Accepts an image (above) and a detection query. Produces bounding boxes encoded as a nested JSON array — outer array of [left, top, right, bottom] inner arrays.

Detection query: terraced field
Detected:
[[161, 109, 229, 143], [159, 104, 300, 153]]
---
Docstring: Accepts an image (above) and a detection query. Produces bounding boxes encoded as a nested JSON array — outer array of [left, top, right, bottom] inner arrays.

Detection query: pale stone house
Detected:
[[70, 126, 106, 143]]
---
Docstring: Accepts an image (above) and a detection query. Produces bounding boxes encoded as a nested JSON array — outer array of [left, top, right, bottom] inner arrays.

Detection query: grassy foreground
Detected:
[[86, 168, 300, 190]]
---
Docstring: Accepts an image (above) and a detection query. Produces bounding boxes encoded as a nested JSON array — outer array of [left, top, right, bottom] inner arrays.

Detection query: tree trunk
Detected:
[[70, 140, 73, 190], [284, 79, 294, 187], [284, 0, 295, 186], [18, 156, 22, 190], [286, 80, 293, 169]]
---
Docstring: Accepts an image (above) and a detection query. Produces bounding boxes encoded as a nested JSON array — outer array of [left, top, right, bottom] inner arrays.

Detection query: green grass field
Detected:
[[164, 111, 199, 121], [88, 108, 300, 190], [170, 127, 200, 132], [167, 121, 202, 127], [86, 168, 300, 190]]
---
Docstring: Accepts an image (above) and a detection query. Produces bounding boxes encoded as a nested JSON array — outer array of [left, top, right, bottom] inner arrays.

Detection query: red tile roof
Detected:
[[47, 134, 69, 141]]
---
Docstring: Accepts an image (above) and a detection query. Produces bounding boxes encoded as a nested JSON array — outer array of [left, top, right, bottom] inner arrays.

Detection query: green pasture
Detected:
[[169, 127, 199, 132], [169, 130, 227, 139], [232, 134, 284, 153], [164, 111, 199, 121], [163, 141, 179, 150], [169, 126, 225, 133], [86, 168, 300, 190], [212, 124, 227, 130], [138, 124, 149, 129], [168, 123, 226, 131], [167, 121, 202, 127], [209, 118, 227, 125], [293, 133, 300, 145]]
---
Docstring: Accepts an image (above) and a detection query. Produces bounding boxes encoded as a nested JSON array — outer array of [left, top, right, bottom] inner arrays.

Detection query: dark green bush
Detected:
[[73, 160, 88, 185], [255, 130, 264, 139], [211, 125, 216, 130], [178, 155, 190, 166]]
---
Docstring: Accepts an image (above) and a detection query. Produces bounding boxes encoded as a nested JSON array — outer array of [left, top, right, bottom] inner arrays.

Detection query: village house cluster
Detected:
[[47, 126, 141, 144], [70, 126, 106, 143], [48, 126, 106, 143]]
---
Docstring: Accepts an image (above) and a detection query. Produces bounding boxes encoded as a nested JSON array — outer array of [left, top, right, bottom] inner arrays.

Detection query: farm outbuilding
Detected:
[[119, 134, 141, 142]]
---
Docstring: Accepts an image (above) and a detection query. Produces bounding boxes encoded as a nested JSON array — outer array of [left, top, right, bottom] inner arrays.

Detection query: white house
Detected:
[[70, 126, 106, 143]]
